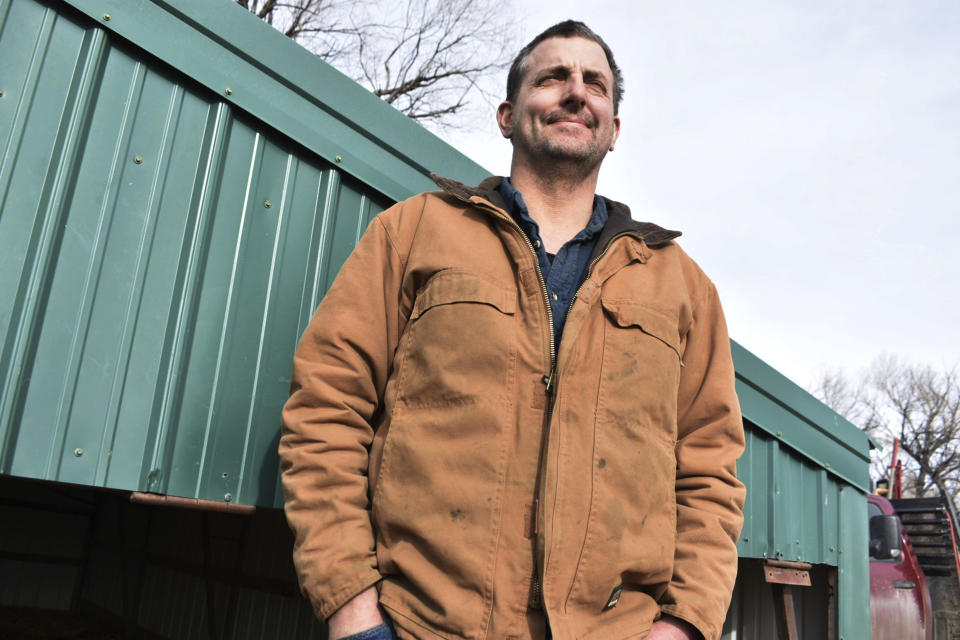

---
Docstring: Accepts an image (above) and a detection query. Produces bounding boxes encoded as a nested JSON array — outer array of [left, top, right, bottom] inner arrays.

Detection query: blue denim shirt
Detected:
[[499, 178, 607, 343]]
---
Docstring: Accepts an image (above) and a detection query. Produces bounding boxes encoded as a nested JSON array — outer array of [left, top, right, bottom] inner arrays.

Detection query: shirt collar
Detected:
[[499, 177, 608, 243]]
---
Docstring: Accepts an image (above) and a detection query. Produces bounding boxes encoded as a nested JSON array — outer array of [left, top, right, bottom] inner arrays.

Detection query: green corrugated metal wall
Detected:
[[0, 0, 409, 506], [1, 0, 872, 637]]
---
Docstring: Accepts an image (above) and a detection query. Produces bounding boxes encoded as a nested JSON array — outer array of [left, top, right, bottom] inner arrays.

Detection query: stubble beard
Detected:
[[515, 114, 612, 179]]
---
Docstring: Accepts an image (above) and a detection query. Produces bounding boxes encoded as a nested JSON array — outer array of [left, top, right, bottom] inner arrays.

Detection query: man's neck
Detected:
[[508, 163, 600, 254]]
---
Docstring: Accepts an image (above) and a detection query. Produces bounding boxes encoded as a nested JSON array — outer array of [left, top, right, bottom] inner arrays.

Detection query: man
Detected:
[[280, 20, 745, 640]]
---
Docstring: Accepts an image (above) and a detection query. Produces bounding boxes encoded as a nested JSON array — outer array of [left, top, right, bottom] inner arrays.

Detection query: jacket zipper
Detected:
[[473, 200, 642, 614], [536, 230, 642, 611]]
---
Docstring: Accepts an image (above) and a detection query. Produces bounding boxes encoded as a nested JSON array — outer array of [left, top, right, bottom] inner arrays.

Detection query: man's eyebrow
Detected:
[[534, 64, 570, 79]]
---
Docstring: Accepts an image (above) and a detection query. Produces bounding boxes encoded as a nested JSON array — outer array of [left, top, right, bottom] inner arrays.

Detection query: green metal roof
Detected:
[[58, 0, 490, 203], [731, 339, 871, 492]]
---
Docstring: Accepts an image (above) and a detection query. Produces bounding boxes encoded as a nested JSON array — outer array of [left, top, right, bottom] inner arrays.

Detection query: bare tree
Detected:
[[813, 358, 960, 507], [238, 0, 517, 127]]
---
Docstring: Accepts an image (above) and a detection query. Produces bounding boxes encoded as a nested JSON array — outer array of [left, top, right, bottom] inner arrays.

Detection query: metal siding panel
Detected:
[[58, 58, 175, 486], [820, 470, 841, 566], [162, 115, 258, 499], [194, 134, 291, 505], [105, 86, 214, 489], [738, 425, 770, 558], [838, 484, 871, 640], [799, 464, 824, 562], [143, 101, 234, 496], [2, 13, 109, 478]]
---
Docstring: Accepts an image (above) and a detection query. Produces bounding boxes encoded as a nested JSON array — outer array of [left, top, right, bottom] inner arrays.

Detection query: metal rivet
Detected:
[[103, 13, 111, 21], [776, 431, 782, 437], [225, 87, 233, 95], [224, 493, 233, 503], [134, 156, 142, 164], [263, 200, 272, 209], [335, 155, 343, 163], [74, 448, 83, 457]]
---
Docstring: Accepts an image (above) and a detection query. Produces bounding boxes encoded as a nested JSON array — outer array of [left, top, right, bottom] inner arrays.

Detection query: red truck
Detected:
[[869, 493, 960, 640]]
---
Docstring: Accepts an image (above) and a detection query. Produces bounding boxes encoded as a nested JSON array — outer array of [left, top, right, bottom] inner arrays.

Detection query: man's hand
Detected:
[[646, 614, 702, 640], [327, 586, 385, 640]]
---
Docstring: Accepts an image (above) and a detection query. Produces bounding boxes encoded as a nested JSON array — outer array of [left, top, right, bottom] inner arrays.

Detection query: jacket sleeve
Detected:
[[279, 209, 408, 621], [660, 278, 746, 640]]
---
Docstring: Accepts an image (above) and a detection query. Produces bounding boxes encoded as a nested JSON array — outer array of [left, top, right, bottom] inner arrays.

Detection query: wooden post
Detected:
[[764, 560, 812, 640]]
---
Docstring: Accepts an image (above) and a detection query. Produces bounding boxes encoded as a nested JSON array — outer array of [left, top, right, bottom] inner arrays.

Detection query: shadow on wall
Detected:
[[0, 474, 325, 639]]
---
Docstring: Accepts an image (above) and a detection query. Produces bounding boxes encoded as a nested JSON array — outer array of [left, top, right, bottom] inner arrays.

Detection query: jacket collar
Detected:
[[429, 173, 681, 249]]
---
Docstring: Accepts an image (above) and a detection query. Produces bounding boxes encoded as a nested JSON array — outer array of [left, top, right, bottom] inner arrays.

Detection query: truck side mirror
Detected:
[[869, 514, 902, 560]]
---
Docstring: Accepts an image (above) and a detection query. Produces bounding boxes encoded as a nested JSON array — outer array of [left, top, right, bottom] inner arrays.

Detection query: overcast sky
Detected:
[[441, 0, 960, 390]]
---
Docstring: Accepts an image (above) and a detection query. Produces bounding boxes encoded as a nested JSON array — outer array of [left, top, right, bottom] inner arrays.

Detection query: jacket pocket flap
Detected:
[[601, 298, 682, 359], [413, 271, 517, 319]]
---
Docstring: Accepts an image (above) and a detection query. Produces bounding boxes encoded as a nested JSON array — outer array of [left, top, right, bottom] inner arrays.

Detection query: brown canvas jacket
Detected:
[[280, 176, 746, 640]]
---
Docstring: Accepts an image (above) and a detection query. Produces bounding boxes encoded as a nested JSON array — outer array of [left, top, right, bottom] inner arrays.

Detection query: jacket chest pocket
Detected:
[[596, 297, 682, 441], [394, 269, 518, 409]]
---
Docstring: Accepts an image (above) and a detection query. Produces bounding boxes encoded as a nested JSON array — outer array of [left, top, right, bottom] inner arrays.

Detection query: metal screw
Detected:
[[264, 200, 272, 209], [74, 448, 84, 457], [0, 90, 4, 98], [134, 156, 142, 164], [796, 539, 800, 544], [103, 13, 111, 21], [743, 537, 749, 542], [335, 155, 343, 163], [776, 431, 782, 437], [224, 493, 233, 503], [225, 87, 233, 96], [825, 463, 831, 468], [829, 546, 835, 552]]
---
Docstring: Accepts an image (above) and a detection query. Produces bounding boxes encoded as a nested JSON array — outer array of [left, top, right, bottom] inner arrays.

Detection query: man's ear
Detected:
[[496, 101, 514, 139], [609, 114, 622, 152]]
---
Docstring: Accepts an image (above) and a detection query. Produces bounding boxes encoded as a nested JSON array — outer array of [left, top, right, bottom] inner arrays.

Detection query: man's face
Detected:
[[498, 36, 621, 171]]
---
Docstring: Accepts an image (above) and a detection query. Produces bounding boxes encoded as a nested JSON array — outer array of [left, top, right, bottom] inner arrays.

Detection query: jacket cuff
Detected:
[[659, 604, 713, 640], [312, 569, 384, 621]]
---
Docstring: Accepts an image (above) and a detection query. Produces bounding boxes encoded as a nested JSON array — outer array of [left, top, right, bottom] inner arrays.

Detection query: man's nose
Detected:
[[560, 75, 587, 109]]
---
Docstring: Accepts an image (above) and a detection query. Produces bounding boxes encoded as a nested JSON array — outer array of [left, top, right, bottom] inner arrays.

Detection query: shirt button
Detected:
[[534, 239, 541, 249], [550, 291, 558, 301]]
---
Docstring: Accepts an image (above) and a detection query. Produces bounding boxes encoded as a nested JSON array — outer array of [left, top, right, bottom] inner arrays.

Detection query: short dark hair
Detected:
[[506, 20, 624, 114]]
